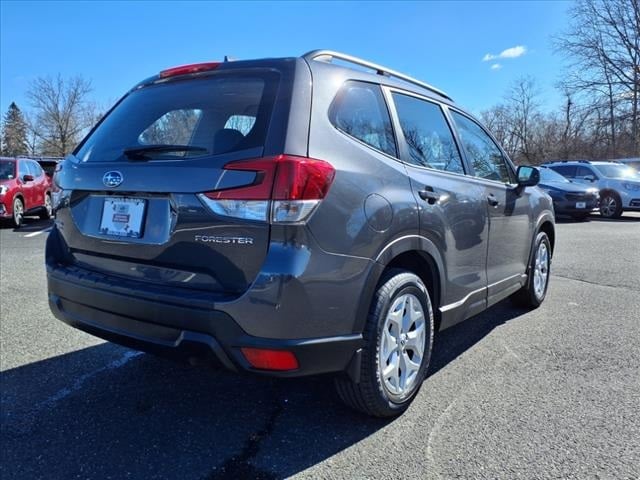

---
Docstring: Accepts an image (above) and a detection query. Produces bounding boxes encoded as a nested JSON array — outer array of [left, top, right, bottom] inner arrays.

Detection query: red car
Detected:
[[0, 157, 53, 227]]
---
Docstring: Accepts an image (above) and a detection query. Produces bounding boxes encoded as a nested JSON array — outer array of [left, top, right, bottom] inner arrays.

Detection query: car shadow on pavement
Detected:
[[555, 213, 640, 224], [2, 217, 54, 232], [1, 301, 526, 480], [586, 215, 640, 223]]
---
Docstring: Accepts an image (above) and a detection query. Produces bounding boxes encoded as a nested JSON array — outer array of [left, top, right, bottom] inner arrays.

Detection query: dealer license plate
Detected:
[[100, 197, 146, 238]]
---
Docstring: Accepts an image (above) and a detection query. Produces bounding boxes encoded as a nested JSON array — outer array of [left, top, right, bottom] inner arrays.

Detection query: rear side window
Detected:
[[329, 81, 396, 157], [392, 93, 464, 174], [76, 71, 280, 162]]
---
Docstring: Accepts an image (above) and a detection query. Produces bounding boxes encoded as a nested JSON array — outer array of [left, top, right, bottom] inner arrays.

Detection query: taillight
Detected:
[[198, 155, 335, 223]]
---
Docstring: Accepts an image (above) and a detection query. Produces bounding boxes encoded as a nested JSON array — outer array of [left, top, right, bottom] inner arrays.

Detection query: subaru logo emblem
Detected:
[[103, 171, 123, 188]]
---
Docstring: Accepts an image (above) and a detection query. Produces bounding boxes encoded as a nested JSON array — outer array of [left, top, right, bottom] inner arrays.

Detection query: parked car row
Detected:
[[0, 157, 54, 227], [540, 160, 640, 219], [536, 166, 599, 221]]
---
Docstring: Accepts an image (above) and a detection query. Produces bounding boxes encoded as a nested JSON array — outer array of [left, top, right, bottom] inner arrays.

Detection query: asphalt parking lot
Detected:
[[1, 213, 639, 479]]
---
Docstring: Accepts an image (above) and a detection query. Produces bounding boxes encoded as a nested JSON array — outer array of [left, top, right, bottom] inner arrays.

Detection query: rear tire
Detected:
[[335, 269, 434, 417], [599, 192, 623, 218], [511, 232, 551, 309], [12, 197, 24, 228], [39, 193, 53, 220]]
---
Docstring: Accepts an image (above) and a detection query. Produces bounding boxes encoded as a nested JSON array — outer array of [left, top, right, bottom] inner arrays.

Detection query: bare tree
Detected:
[[555, 0, 640, 157], [23, 113, 41, 157], [26, 75, 97, 156], [506, 76, 545, 164]]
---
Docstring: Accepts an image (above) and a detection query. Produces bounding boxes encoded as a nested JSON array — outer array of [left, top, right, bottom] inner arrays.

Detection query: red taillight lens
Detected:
[[199, 155, 335, 223], [159, 62, 221, 78], [240, 347, 299, 371], [272, 155, 335, 200], [213, 155, 335, 201]]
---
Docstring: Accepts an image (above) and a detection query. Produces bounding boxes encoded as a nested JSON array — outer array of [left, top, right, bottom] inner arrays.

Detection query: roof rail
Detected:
[[544, 160, 591, 164], [302, 49, 452, 101]]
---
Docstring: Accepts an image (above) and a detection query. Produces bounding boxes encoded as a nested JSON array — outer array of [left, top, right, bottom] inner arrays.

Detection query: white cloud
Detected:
[[483, 45, 527, 62], [500, 45, 527, 58], [490, 63, 502, 70]]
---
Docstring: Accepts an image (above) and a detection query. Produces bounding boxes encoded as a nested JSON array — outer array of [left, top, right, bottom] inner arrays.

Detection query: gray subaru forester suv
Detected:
[[47, 50, 555, 417]]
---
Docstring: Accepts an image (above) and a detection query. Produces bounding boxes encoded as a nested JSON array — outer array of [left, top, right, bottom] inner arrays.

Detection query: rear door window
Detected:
[[575, 166, 595, 179], [550, 165, 577, 178], [76, 71, 280, 162], [329, 81, 396, 157], [391, 92, 464, 174]]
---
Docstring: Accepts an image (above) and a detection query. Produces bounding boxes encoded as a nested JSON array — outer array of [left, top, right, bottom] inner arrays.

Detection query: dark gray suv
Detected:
[[46, 50, 555, 416]]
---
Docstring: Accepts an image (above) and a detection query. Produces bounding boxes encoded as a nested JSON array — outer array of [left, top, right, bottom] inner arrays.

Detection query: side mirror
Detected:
[[516, 166, 539, 187], [22, 174, 34, 182], [584, 175, 596, 182]]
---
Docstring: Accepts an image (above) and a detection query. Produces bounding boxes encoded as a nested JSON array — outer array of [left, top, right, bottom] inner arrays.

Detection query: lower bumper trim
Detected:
[[48, 275, 364, 378]]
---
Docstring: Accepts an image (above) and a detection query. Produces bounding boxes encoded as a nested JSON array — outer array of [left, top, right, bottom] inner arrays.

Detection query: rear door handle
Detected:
[[418, 187, 440, 205], [487, 194, 499, 207]]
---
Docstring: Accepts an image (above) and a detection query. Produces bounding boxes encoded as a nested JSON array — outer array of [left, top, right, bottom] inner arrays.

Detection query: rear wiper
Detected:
[[123, 145, 208, 160]]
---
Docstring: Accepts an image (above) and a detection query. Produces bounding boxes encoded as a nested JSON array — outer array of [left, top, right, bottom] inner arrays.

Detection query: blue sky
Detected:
[[1, 0, 571, 118]]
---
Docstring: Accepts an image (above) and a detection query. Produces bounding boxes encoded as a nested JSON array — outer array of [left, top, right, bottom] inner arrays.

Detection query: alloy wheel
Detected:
[[533, 242, 549, 300], [600, 196, 617, 218], [378, 293, 426, 400], [13, 199, 23, 227]]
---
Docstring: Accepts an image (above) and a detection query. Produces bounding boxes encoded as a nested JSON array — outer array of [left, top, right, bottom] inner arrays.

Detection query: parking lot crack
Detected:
[[426, 396, 461, 479], [205, 393, 284, 480], [553, 273, 639, 292]]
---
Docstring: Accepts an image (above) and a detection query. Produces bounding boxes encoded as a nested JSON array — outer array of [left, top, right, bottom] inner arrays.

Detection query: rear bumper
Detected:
[[47, 263, 363, 378]]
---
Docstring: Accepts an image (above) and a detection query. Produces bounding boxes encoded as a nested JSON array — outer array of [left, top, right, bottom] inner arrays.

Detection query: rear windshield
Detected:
[[0, 161, 16, 180], [75, 71, 280, 162]]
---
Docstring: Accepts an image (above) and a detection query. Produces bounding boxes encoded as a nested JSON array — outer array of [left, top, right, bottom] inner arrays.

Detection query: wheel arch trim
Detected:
[[353, 234, 446, 334], [12, 193, 25, 208], [527, 213, 555, 277]]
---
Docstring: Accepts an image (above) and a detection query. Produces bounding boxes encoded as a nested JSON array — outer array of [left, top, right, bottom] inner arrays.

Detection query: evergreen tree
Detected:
[[1, 102, 28, 157]]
